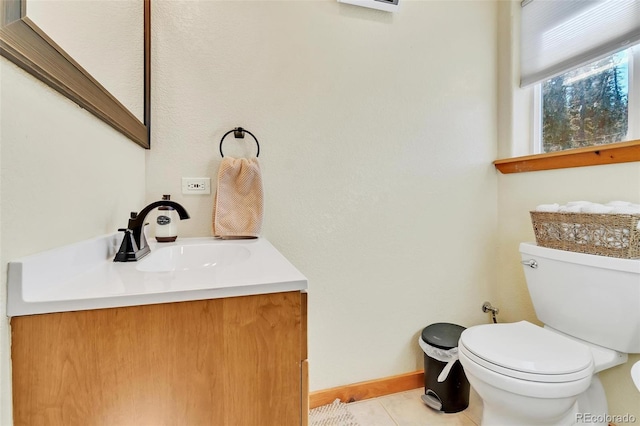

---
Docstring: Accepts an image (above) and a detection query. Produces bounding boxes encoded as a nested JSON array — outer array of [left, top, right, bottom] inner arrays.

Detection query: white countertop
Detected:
[[7, 235, 308, 317]]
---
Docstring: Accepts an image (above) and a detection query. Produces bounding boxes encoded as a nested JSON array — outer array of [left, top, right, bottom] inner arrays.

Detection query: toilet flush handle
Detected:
[[521, 259, 538, 269]]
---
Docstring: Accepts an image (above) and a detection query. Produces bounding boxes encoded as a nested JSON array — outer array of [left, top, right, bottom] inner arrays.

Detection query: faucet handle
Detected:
[[130, 212, 138, 219], [114, 228, 140, 262]]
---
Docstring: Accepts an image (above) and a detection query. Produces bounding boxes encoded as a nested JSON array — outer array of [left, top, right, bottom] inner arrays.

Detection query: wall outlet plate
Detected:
[[182, 177, 211, 195]]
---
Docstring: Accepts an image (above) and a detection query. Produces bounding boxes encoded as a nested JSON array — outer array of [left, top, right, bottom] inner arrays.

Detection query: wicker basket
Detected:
[[530, 211, 640, 259]]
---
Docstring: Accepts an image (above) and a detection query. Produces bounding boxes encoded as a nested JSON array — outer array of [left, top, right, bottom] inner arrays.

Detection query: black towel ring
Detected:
[[219, 127, 260, 158]]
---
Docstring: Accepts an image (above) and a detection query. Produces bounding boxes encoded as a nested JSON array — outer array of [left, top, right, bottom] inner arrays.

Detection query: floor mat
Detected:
[[309, 399, 361, 426]]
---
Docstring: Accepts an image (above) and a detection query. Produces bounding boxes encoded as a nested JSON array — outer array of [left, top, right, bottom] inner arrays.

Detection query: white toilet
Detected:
[[458, 242, 640, 426]]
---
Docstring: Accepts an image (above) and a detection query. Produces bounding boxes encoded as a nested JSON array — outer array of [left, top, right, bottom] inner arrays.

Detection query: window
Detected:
[[493, 0, 640, 174], [535, 47, 637, 153], [520, 0, 640, 155]]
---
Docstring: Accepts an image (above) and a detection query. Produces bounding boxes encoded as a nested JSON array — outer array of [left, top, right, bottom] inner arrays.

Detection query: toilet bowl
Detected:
[[459, 321, 598, 426], [459, 242, 640, 426]]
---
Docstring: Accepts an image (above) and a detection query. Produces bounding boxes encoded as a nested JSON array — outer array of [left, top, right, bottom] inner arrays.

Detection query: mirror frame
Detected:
[[0, 0, 150, 149]]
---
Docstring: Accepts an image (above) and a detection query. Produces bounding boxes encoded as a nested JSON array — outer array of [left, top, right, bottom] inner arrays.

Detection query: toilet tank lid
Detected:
[[459, 321, 593, 375], [519, 242, 640, 274]]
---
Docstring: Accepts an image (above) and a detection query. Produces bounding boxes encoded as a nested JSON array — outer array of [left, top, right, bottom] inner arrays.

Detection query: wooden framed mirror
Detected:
[[0, 0, 150, 149]]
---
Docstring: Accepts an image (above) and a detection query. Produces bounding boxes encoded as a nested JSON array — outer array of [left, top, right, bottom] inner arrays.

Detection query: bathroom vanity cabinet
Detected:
[[11, 291, 308, 426]]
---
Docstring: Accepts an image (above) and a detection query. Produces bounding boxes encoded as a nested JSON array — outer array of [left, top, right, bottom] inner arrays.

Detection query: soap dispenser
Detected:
[[156, 194, 179, 242]]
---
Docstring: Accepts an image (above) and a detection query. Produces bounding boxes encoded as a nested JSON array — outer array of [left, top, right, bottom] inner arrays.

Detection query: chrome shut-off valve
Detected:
[[482, 301, 500, 323]]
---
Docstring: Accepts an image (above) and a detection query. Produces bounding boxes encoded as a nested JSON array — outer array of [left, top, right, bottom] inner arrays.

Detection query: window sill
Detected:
[[493, 140, 640, 174]]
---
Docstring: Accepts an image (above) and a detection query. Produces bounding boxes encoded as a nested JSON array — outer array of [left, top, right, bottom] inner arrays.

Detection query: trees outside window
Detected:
[[541, 50, 629, 153]]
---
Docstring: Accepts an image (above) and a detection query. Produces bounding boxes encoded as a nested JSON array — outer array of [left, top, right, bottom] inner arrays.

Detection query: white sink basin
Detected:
[[7, 236, 307, 317], [137, 244, 251, 272]]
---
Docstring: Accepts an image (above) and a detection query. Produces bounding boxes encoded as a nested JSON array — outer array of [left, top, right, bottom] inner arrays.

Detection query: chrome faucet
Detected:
[[114, 200, 190, 262]]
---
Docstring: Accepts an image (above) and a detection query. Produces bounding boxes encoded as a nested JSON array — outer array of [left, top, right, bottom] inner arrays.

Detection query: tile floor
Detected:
[[342, 387, 483, 426]]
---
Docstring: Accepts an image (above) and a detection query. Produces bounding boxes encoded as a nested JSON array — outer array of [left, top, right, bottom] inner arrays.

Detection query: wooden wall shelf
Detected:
[[494, 140, 640, 174]]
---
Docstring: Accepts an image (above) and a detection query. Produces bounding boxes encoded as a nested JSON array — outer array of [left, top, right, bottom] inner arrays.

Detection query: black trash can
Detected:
[[419, 322, 470, 413]]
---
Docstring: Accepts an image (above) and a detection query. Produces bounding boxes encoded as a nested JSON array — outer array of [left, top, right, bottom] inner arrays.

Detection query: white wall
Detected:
[[0, 59, 146, 424], [148, 0, 499, 391]]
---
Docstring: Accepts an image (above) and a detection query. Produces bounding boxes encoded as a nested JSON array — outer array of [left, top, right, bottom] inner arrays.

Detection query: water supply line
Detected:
[[482, 301, 499, 323]]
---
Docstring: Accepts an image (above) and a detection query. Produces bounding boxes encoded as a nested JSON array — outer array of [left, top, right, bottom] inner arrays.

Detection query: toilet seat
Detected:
[[459, 321, 594, 383]]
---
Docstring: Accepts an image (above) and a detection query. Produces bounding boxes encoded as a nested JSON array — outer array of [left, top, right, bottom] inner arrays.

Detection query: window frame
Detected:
[[495, 45, 640, 174]]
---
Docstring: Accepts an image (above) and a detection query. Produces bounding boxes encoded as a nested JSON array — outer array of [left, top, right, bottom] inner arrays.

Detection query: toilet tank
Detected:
[[519, 242, 640, 353]]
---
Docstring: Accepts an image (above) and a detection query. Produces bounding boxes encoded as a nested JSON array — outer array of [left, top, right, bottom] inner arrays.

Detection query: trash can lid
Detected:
[[421, 323, 466, 350]]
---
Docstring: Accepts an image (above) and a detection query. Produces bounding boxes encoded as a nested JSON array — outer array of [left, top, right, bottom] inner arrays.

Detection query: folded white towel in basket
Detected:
[[536, 201, 640, 216], [580, 203, 614, 214], [606, 201, 633, 207], [559, 205, 582, 213], [611, 205, 640, 214], [566, 201, 592, 207], [535, 203, 560, 212]]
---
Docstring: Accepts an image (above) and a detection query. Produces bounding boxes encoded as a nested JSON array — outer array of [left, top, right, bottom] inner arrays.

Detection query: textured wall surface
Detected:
[[0, 59, 146, 424], [147, 0, 499, 391]]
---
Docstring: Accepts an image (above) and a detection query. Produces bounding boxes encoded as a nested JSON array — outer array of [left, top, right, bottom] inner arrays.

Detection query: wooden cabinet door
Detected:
[[11, 291, 303, 426]]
